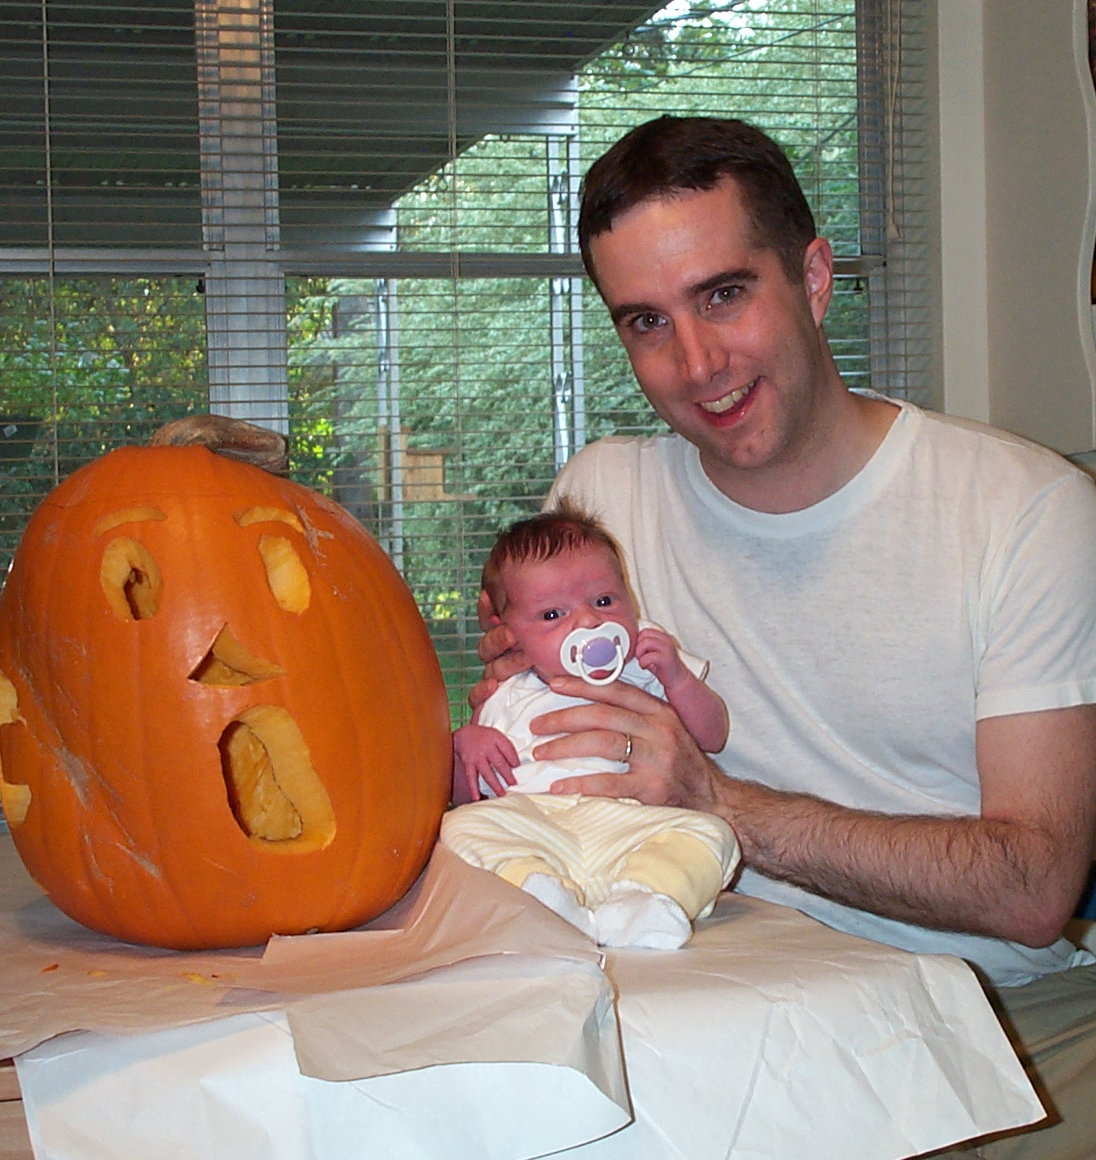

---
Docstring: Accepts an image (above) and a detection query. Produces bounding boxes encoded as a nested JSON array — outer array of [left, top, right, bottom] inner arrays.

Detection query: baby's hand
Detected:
[[452, 724, 520, 804], [635, 627, 688, 691]]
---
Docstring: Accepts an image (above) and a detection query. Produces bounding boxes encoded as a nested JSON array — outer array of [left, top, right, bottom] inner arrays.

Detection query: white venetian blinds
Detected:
[[0, 0, 930, 720]]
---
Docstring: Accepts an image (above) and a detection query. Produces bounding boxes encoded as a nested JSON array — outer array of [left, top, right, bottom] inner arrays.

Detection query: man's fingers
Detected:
[[478, 622, 516, 664], [476, 588, 502, 633], [532, 727, 629, 765], [548, 772, 637, 798]]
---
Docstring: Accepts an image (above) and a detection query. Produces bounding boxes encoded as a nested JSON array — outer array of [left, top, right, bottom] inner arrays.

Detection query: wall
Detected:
[[934, 0, 1096, 455]]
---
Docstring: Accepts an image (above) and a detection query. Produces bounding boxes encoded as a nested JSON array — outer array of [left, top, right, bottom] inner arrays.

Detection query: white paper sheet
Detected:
[[573, 897, 1046, 1158], [5, 838, 1047, 1160], [17, 1010, 630, 1160]]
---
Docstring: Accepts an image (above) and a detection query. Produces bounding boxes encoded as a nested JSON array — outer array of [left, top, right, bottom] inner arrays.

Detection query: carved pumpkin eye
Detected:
[[96, 507, 167, 621], [0, 672, 29, 827], [257, 535, 311, 613], [234, 507, 312, 614], [100, 537, 163, 620]]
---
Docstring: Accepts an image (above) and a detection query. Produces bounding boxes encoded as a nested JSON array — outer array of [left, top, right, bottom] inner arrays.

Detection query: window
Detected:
[[0, 0, 928, 721]]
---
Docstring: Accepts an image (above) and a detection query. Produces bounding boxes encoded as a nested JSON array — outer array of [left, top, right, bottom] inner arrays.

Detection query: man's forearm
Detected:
[[712, 775, 1076, 947]]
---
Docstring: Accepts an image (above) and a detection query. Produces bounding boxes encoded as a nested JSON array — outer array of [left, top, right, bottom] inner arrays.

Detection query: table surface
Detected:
[[2, 829, 1046, 1160]]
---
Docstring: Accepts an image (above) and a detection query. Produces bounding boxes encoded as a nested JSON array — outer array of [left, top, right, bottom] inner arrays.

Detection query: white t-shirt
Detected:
[[549, 394, 1096, 986]]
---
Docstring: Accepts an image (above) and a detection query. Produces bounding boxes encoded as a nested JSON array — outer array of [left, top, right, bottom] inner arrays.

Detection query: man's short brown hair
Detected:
[[578, 115, 817, 286], [482, 498, 624, 615]]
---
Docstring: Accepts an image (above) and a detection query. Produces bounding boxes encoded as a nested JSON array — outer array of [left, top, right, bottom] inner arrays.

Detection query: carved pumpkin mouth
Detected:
[[218, 705, 336, 853]]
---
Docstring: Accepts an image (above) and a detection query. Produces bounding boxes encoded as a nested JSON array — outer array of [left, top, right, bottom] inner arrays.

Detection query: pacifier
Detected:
[[559, 621, 630, 686]]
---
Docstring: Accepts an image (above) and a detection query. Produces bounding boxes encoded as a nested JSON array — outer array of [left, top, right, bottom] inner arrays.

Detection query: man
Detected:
[[477, 116, 1096, 1157]]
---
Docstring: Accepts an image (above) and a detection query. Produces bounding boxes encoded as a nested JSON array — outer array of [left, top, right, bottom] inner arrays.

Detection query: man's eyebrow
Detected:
[[688, 267, 759, 298]]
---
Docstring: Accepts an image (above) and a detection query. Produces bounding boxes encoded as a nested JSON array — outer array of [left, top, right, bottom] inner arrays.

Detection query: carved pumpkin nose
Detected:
[[189, 624, 284, 686]]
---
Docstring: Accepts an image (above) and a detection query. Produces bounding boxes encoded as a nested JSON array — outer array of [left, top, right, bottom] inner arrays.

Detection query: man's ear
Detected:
[[802, 237, 834, 326]]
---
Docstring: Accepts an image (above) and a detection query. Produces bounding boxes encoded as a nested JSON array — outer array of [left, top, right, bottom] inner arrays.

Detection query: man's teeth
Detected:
[[700, 380, 756, 414]]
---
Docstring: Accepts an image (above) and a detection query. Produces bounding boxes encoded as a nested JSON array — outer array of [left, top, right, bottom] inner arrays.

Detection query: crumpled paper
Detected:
[[258, 844, 602, 996], [0, 841, 602, 1065], [252, 847, 615, 1086], [16, 1007, 631, 1160], [6, 838, 631, 1160]]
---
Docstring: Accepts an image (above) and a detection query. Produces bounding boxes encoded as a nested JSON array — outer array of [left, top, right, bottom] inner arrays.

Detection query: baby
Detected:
[[440, 501, 739, 949]]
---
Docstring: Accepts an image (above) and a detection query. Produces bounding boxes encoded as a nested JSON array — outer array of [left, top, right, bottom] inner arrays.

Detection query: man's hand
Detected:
[[468, 589, 528, 712], [530, 674, 725, 810], [452, 723, 519, 804]]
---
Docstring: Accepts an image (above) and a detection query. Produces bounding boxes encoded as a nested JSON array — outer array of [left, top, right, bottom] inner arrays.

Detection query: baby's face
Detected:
[[500, 545, 639, 683]]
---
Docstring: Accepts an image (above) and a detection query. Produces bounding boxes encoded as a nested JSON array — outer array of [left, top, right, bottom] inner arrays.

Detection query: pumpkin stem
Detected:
[[150, 415, 289, 476]]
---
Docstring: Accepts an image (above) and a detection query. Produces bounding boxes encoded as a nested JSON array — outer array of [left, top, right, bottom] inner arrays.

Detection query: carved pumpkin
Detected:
[[0, 443, 451, 949]]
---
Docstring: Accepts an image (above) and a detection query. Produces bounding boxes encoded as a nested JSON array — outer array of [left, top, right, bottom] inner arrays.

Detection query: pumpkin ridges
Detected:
[[308, 534, 447, 927], [1, 458, 216, 945], [262, 500, 446, 931]]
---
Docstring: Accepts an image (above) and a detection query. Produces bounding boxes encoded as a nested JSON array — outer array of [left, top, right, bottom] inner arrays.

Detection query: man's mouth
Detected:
[[699, 378, 758, 415]]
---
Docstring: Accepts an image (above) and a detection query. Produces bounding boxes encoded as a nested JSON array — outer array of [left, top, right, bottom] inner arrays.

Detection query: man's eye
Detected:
[[707, 285, 742, 309], [542, 609, 560, 621], [629, 311, 665, 334]]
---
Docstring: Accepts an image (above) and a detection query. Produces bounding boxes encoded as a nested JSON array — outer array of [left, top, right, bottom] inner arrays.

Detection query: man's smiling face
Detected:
[[588, 176, 838, 506]]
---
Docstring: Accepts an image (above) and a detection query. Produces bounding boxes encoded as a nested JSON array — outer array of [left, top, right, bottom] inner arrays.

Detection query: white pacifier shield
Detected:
[[560, 621, 630, 685]]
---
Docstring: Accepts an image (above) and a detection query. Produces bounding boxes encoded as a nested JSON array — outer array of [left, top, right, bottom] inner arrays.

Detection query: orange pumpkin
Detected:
[[0, 444, 451, 949]]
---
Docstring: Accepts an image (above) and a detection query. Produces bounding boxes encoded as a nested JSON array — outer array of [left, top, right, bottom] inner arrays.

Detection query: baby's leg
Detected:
[[439, 796, 593, 936], [592, 812, 738, 950], [616, 830, 730, 921]]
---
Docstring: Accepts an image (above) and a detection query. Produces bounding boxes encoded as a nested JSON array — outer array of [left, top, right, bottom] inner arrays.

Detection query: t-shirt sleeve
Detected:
[[976, 469, 1096, 719]]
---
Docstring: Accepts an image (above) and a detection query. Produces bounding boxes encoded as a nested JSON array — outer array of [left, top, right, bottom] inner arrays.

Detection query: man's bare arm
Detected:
[[538, 679, 1096, 946]]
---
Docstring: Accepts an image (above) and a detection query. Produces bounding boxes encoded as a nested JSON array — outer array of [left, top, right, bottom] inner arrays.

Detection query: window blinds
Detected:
[[0, 0, 929, 721]]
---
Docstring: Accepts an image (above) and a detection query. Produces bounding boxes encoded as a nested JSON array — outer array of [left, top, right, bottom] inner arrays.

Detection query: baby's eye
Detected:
[[541, 609, 561, 622], [595, 595, 614, 608]]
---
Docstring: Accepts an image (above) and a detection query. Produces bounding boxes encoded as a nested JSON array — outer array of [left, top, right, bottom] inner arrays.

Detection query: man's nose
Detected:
[[676, 316, 725, 385]]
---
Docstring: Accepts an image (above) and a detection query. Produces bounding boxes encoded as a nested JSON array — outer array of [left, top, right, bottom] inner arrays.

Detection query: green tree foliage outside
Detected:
[[1, 0, 864, 722]]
